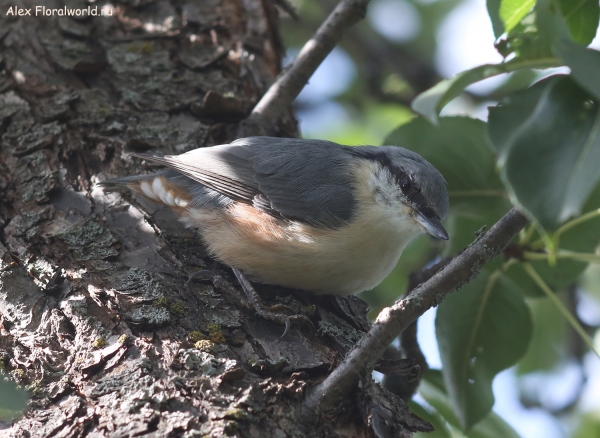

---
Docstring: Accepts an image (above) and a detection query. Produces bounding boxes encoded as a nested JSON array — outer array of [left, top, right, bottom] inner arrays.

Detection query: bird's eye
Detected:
[[400, 178, 412, 193]]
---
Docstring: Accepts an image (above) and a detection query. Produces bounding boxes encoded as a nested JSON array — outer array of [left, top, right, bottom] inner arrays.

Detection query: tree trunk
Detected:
[[0, 1, 431, 436]]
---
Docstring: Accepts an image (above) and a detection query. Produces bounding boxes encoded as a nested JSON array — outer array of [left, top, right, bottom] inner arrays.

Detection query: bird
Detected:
[[99, 136, 449, 335]]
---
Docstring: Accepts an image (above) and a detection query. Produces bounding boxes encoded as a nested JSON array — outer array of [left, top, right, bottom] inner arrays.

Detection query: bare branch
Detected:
[[301, 207, 530, 416], [238, 0, 372, 136]]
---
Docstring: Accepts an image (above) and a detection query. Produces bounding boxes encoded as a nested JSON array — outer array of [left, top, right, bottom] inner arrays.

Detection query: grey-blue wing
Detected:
[[136, 137, 357, 228], [236, 137, 357, 227]]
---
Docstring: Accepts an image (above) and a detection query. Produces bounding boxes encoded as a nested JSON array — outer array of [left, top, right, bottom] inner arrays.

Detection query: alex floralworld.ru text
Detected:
[[6, 6, 113, 16]]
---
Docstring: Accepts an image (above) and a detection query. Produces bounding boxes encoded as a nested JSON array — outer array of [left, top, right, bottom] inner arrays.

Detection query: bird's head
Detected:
[[350, 146, 449, 240]]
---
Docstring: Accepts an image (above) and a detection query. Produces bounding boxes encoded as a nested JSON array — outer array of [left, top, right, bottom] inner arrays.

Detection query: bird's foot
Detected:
[[232, 268, 315, 340], [188, 268, 314, 339]]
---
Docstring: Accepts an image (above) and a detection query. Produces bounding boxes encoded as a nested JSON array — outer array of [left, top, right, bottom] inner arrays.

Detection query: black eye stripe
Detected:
[[347, 147, 447, 219], [398, 179, 431, 216], [349, 148, 432, 214]]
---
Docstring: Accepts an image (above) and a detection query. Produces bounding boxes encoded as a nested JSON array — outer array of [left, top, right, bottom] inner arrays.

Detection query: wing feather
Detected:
[[135, 137, 357, 228], [133, 154, 259, 202]]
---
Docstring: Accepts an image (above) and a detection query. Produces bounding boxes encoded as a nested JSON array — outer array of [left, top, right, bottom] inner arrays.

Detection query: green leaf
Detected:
[[0, 379, 28, 418], [487, 0, 506, 38], [496, 0, 575, 61], [500, 0, 536, 33], [435, 271, 532, 431], [494, 6, 549, 60], [503, 183, 600, 296], [467, 407, 522, 438], [411, 59, 561, 124], [557, 0, 600, 45], [443, 201, 512, 256], [420, 370, 522, 438], [553, 39, 600, 100], [412, 65, 504, 124], [573, 410, 600, 438], [582, 264, 600, 303], [486, 69, 540, 100], [535, 0, 572, 41], [488, 75, 600, 231], [517, 297, 568, 374], [419, 370, 463, 428], [502, 263, 544, 297], [496, 27, 555, 61], [385, 116, 512, 254], [410, 401, 454, 438]]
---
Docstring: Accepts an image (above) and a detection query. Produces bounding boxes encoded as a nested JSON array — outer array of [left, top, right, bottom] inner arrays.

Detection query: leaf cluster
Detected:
[[376, 0, 600, 434]]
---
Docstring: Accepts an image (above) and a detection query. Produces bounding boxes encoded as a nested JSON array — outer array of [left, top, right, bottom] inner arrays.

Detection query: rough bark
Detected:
[[0, 1, 431, 437]]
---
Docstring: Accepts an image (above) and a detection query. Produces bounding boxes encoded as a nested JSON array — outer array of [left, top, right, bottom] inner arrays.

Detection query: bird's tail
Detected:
[[98, 169, 233, 211], [99, 169, 208, 210], [97, 174, 161, 192]]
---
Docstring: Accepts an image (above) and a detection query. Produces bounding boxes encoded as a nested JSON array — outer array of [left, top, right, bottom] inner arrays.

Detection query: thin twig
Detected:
[[239, 0, 372, 136], [523, 263, 600, 358], [274, 0, 299, 20], [300, 207, 529, 418]]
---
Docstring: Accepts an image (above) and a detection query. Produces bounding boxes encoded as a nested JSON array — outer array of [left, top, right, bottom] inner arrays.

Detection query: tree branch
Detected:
[[238, 0, 372, 136], [301, 207, 530, 416]]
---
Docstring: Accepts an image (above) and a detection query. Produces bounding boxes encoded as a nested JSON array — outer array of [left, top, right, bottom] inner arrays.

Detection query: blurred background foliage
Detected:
[[281, 0, 600, 437]]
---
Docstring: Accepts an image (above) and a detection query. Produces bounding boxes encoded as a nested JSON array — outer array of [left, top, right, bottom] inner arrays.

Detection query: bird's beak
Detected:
[[415, 211, 449, 240]]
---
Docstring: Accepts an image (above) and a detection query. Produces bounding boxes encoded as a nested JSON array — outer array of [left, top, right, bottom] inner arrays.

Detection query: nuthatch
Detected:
[[100, 137, 448, 332]]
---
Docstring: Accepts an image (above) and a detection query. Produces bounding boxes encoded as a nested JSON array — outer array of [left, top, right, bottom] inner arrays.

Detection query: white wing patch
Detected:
[[175, 197, 188, 207], [140, 180, 157, 200], [139, 177, 189, 208], [152, 177, 175, 206]]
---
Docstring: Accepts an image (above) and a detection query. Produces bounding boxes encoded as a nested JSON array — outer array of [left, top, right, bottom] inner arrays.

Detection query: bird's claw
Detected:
[[187, 269, 225, 289], [188, 267, 314, 340], [278, 314, 315, 341], [251, 304, 315, 340], [232, 267, 315, 340], [267, 303, 294, 314], [280, 317, 291, 340], [273, 314, 315, 341]]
